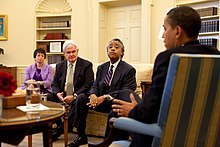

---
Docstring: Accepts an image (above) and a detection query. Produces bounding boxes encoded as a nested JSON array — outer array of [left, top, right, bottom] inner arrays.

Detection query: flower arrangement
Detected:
[[0, 71, 17, 97]]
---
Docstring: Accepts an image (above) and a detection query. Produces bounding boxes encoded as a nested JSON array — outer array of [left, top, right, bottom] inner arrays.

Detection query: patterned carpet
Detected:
[[2, 133, 104, 147]]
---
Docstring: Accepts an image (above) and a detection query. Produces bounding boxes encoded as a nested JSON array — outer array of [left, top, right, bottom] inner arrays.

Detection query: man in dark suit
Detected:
[[47, 40, 94, 141], [67, 38, 141, 147], [111, 6, 220, 147]]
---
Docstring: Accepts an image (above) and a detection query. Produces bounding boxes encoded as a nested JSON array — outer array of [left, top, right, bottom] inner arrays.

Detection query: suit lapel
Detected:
[[110, 61, 123, 88], [61, 60, 68, 88], [74, 58, 81, 86]]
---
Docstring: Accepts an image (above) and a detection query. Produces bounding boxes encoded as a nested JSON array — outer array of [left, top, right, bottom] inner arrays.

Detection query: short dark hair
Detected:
[[166, 6, 201, 38], [33, 48, 46, 58], [107, 38, 125, 58]]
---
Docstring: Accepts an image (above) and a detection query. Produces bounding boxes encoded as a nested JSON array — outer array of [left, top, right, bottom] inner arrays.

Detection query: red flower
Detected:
[[0, 71, 17, 97]]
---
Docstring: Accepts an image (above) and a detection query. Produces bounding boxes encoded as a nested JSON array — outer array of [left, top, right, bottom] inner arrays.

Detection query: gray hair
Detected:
[[62, 40, 78, 52]]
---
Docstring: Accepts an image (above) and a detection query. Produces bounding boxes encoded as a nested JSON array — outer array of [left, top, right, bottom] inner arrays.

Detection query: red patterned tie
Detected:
[[104, 65, 114, 86]]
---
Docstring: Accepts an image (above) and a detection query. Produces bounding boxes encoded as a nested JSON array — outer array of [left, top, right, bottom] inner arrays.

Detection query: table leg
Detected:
[[64, 105, 69, 146], [28, 135, 32, 147], [43, 122, 53, 147]]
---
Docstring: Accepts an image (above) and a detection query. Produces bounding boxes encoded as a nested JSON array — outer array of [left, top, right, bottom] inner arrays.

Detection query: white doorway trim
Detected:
[[88, 0, 151, 63]]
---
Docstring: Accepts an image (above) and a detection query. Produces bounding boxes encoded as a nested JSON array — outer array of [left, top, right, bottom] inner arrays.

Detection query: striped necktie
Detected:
[[104, 65, 114, 86]]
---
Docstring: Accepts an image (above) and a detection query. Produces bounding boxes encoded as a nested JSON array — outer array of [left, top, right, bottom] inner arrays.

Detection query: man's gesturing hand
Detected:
[[112, 93, 137, 117]]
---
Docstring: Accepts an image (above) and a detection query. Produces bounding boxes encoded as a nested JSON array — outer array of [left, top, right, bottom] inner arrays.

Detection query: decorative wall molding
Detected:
[[36, 0, 72, 14]]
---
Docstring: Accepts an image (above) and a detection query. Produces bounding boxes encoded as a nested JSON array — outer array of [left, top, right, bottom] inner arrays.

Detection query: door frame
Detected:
[[88, 0, 151, 63]]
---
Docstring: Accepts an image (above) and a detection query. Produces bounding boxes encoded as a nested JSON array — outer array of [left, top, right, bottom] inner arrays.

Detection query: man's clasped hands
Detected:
[[87, 93, 138, 117]]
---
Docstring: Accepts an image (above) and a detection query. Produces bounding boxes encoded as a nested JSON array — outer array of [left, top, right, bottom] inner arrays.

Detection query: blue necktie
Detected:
[[104, 65, 114, 86]]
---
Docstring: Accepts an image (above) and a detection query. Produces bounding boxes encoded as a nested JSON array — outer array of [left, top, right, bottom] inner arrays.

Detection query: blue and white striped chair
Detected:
[[96, 54, 220, 147]]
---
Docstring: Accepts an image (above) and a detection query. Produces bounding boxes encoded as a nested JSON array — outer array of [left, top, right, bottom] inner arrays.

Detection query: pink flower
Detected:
[[0, 71, 17, 97]]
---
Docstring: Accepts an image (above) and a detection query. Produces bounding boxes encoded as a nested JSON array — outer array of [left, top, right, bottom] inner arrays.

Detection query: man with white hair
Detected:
[[47, 40, 94, 141]]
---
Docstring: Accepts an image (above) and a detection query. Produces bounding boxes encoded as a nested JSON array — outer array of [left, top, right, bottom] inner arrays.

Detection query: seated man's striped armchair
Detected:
[[90, 54, 220, 147]]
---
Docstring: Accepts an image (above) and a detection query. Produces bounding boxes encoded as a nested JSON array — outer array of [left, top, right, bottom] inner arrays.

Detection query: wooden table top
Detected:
[[0, 101, 65, 128], [0, 101, 65, 146]]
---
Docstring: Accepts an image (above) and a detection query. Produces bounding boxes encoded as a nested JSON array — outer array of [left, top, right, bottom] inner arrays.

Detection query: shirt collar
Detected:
[[67, 60, 77, 66], [182, 40, 200, 46], [110, 59, 120, 69]]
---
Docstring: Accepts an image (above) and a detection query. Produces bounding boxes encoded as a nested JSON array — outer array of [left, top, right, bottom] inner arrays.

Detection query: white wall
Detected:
[[0, 0, 37, 66], [69, 0, 90, 59], [0, 0, 174, 66], [0, 0, 90, 66], [150, 0, 175, 62]]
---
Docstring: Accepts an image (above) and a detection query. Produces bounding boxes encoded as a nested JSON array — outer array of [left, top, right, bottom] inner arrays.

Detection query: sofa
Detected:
[[85, 63, 153, 137], [50, 63, 154, 137]]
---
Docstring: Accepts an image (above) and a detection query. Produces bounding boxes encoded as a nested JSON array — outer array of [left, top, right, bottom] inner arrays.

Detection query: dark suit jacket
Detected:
[[90, 60, 137, 96], [128, 40, 220, 147], [52, 57, 94, 96]]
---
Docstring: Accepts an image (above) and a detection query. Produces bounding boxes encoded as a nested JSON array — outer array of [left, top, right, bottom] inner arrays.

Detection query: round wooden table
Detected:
[[0, 101, 65, 147]]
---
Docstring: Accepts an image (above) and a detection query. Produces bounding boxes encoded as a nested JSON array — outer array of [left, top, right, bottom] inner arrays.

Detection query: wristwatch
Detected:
[[73, 93, 78, 99], [103, 94, 108, 100], [103, 94, 114, 101]]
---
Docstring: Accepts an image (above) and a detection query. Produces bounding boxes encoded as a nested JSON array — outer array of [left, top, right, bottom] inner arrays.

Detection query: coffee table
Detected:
[[0, 101, 65, 147]]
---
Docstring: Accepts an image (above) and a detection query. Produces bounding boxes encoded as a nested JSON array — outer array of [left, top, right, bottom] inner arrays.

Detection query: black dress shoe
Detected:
[[52, 128, 63, 142], [67, 136, 88, 147]]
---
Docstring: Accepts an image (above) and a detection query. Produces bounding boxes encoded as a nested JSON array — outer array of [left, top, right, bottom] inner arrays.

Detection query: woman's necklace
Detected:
[[35, 63, 42, 77], [36, 68, 42, 77]]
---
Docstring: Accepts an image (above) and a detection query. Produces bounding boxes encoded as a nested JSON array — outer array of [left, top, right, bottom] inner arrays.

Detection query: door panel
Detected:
[[108, 5, 141, 62]]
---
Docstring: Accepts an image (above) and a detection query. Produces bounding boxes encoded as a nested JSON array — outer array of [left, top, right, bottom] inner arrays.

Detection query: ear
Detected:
[[175, 26, 182, 39]]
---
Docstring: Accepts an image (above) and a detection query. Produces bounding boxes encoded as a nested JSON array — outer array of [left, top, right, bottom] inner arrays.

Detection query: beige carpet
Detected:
[[2, 133, 103, 147]]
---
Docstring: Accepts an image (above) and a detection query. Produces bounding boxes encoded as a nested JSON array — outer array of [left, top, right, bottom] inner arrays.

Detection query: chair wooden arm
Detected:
[[88, 118, 117, 147], [140, 81, 151, 97]]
